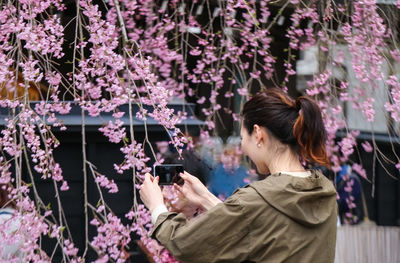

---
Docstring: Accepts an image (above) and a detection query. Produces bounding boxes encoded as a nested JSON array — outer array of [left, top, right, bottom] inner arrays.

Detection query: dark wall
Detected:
[[352, 133, 400, 226]]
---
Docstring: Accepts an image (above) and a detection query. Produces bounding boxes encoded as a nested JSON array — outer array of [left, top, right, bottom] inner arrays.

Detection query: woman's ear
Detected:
[[253, 124, 269, 147], [253, 124, 264, 145]]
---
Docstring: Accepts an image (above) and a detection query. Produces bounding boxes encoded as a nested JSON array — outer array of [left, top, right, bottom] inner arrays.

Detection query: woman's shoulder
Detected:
[[228, 184, 270, 208], [250, 170, 335, 190]]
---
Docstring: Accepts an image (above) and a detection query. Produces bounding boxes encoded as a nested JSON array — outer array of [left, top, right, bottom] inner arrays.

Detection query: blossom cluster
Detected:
[[385, 75, 400, 122], [90, 213, 131, 263], [128, 204, 179, 263]]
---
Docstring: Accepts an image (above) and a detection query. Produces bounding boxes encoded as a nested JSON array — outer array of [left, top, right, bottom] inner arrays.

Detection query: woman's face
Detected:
[[240, 125, 269, 175], [240, 125, 252, 158]]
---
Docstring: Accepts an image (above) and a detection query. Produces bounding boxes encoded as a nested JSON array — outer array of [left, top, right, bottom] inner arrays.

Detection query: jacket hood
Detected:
[[249, 170, 337, 226]]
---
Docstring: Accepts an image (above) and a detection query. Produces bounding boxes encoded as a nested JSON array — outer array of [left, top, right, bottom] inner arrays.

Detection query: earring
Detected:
[[257, 143, 261, 148]]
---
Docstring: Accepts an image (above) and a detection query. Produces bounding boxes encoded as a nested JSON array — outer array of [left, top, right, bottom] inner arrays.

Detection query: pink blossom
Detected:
[[19, 59, 43, 82], [361, 141, 373, 153], [352, 163, 367, 179], [60, 181, 69, 191], [95, 174, 119, 193], [385, 76, 400, 122], [99, 119, 126, 143], [63, 239, 79, 256], [237, 87, 249, 96], [362, 98, 375, 122], [197, 96, 206, 104]]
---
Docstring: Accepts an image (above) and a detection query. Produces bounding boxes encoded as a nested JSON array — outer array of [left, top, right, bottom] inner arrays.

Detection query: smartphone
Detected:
[[153, 164, 184, 185]]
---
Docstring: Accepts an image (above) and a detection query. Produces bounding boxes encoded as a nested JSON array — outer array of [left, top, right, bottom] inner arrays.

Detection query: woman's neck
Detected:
[[266, 149, 305, 174], [269, 166, 306, 175]]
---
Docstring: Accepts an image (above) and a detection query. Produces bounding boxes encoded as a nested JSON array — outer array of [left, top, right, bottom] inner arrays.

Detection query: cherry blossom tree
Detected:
[[0, 0, 399, 261]]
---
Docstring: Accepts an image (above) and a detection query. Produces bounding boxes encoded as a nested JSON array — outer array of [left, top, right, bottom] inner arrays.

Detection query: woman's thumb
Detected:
[[180, 172, 188, 181]]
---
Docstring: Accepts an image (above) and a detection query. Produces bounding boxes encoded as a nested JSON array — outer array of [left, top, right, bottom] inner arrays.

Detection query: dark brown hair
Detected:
[[241, 88, 330, 167]]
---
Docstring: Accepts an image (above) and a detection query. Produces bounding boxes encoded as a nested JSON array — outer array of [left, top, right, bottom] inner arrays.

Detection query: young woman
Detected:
[[140, 88, 337, 263]]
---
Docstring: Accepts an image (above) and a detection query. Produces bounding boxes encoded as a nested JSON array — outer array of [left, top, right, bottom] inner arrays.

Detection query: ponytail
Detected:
[[293, 96, 330, 167]]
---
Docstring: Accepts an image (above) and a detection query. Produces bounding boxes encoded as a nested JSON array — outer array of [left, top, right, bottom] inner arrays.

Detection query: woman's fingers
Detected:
[[179, 172, 188, 180], [140, 173, 164, 212], [180, 171, 195, 184], [174, 183, 182, 193], [144, 172, 154, 182], [183, 171, 194, 178], [179, 173, 189, 185]]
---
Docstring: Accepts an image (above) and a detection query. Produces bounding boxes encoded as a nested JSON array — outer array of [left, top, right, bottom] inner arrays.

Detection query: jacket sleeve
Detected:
[[150, 190, 250, 263]]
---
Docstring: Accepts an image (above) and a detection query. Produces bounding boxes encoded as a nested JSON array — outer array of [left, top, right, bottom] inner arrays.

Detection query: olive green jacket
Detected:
[[151, 170, 337, 263]]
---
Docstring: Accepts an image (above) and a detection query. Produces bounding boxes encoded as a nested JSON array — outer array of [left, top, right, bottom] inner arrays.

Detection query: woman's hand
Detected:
[[139, 173, 164, 212], [175, 171, 222, 211]]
